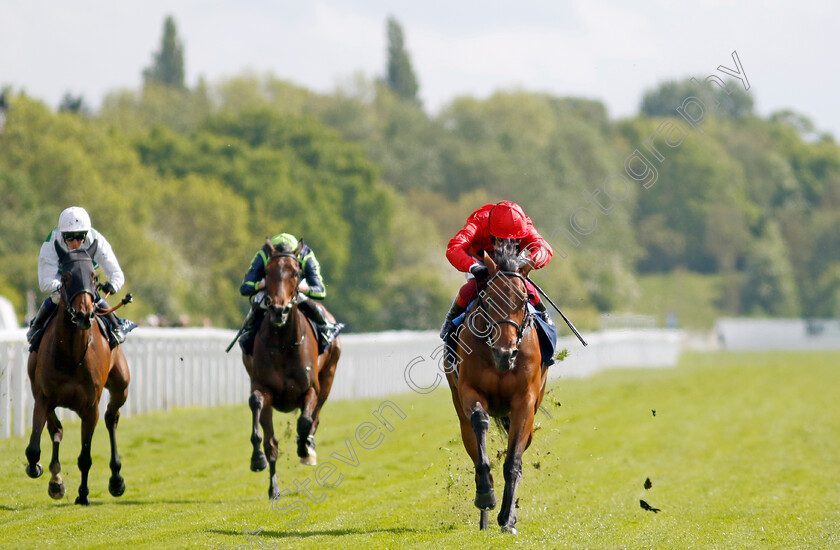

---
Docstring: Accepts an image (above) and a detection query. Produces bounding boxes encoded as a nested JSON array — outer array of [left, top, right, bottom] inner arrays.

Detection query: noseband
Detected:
[[61, 285, 97, 326], [477, 271, 533, 349], [59, 260, 98, 330], [264, 252, 302, 325]]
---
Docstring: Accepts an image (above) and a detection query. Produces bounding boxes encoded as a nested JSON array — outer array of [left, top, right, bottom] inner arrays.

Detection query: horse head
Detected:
[[480, 240, 534, 371], [55, 240, 99, 330], [263, 237, 303, 327]]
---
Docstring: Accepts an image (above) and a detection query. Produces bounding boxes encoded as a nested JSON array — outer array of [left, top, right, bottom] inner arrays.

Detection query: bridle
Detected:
[[263, 252, 302, 328], [56, 257, 97, 368], [476, 270, 533, 349], [59, 260, 98, 331]]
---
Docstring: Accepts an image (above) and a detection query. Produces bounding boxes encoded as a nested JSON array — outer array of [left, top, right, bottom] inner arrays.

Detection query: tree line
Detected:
[[1, 16, 838, 331]]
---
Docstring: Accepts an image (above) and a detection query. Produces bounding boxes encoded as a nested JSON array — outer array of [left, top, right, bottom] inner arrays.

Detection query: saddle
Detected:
[[443, 302, 558, 376], [28, 308, 58, 353], [303, 314, 344, 355], [241, 308, 343, 356], [29, 308, 135, 352]]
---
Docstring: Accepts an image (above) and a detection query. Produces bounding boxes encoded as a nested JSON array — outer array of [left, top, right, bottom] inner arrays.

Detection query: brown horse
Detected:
[[445, 240, 549, 533], [243, 238, 341, 498], [25, 242, 130, 505]]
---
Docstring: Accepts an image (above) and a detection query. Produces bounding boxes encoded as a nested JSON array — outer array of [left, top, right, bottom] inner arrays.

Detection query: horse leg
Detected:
[[302, 352, 339, 464], [469, 402, 496, 514], [75, 405, 99, 505], [248, 390, 268, 472], [296, 388, 318, 465], [46, 410, 66, 499], [105, 362, 129, 498], [259, 394, 280, 499], [25, 396, 47, 479], [496, 398, 536, 534]]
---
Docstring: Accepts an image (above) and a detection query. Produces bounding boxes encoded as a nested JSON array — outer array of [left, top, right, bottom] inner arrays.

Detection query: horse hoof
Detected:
[[25, 463, 43, 479], [75, 495, 90, 506], [48, 481, 66, 499], [251, 453, 268, 472], [501, 525, 518, 535], [109, 475, 126, 497], [268, 487, 280, 500], [299, 452, 317, 466], [474, 490, 496, 510]]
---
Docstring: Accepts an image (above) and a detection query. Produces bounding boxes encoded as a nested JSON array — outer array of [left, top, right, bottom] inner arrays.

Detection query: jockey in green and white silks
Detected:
[[27, 206, 134, 349], [238, 233, 342, 354]]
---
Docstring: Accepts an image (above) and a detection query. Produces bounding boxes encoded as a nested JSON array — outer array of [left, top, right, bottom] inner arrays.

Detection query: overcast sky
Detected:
[[2, 0, 839, 138]]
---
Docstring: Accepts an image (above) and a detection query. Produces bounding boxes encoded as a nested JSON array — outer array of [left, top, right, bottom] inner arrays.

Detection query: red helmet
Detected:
[[488, 201, 529, 239]]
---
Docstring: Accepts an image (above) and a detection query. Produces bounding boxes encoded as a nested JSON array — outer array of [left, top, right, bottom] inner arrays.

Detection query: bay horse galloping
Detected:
[[243, 238, 341, 498], [446, 241, 548, 533], [25, 241, 130, 505]]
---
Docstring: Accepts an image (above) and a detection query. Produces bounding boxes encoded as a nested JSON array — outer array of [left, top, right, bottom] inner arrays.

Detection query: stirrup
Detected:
[[320, 324, 337, 345]]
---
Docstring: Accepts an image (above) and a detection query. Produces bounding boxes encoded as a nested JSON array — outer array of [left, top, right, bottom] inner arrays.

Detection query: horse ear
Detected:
[[54, 239, 68, 262], [84, 239, 98, 260], [483, 251, 498, 273], [265, 237, 275, 255]]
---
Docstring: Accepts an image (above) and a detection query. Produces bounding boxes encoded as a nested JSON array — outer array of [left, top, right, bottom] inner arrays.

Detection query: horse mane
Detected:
[[493, 239, 525, 272]]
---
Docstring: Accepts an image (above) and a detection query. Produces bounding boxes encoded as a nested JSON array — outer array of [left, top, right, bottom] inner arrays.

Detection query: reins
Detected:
[[261, 251, 305, 345], [56, 280, 95, 370], [475, 270, 534, 348], [96, 293, 133, 316]]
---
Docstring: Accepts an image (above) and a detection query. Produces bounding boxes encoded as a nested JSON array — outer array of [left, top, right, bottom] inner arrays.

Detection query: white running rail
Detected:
[[0, 328, 684, 438]]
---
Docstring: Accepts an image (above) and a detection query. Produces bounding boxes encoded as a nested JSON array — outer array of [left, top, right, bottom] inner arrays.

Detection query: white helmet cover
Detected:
[[58, 206, 91, 233]]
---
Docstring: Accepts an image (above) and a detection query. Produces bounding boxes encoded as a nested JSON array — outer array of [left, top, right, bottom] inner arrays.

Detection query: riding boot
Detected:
[[531, 301, 556, 367], [439, 299, 465, 340], [96, 298, 126, 346], [239, 308, 263, 356], [298, 298, 343, 348], [27, 298, 56, 344], [103, 311, 126, 346]]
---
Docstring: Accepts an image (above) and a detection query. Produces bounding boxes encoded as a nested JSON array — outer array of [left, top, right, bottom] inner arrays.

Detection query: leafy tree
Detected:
[[135, 104, 396, 329], [143, 16, 186, 89], [741, 222, 800, 316], [58, 93, 86, 114], [385, 16, 420, 103], [625, 117, 754, 273], [641, 78, 753, 119], [811, 262, 840, 317], [101, 83, 213, 136]]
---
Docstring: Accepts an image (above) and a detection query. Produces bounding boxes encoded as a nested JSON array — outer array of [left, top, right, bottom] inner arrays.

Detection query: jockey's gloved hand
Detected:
[[469, 264, 489, 281], [98, 281, 117, 295]]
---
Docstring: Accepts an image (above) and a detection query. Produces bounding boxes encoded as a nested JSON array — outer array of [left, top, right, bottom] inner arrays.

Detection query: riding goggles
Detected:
[[63, 232, 88, 242]]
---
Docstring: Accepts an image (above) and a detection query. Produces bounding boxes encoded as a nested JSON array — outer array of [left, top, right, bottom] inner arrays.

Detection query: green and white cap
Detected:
[[270, 233, 298, 251]]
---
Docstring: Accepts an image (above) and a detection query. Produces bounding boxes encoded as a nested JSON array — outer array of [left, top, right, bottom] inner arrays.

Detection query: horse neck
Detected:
[[467, 278, 530, 349], [461, 308, 494, 357], [265, 301, 303, 347], [53, 299, 91, 356]]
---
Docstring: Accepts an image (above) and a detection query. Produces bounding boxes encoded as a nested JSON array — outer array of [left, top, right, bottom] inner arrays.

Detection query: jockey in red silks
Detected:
[[440, 201, 554, 340]]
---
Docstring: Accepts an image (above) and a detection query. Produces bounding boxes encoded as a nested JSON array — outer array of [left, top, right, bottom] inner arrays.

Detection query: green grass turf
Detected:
[[1, 351, 839, 549]]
